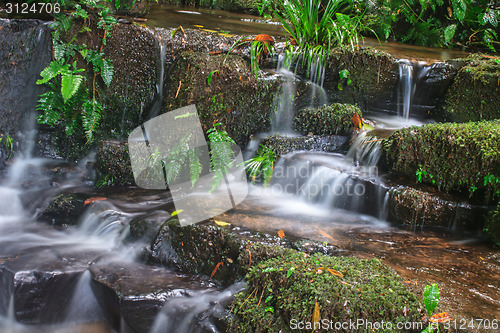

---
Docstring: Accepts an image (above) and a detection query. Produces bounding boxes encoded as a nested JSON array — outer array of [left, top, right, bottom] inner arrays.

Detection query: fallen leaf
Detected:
[[277, 230, 285, 238], [317, 228, 335, 242], [84, 197, 107, 205], [214, 220, 230, 226], [326, 268, 344, 278], [210, 261, 224, 278], [193, 24, 204, 28], [312, 302, 320, 326], [430, 312, 452, 323], [171, 209, 184, 216]]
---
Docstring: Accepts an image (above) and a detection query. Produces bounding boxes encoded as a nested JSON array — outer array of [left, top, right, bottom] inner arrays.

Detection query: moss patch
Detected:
[[382, 120, 500, 195], [484, 202, 500, 245], [441, 55, 500, 122], [162, 51, 279, 146], [230, 252, 422, 332], [293, 103, 361, 136], [96, 140, 134, 186], [260, 134, 349, 156], [325, 48, 398, 112]]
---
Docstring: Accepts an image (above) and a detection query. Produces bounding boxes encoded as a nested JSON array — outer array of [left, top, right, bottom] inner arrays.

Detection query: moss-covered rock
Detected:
[[96, 140, 134, 186], [293, 103, 361, 136], [382, 120, 500, 195], [484, 202, 500, 245], [38, 193, 90, 227], [260, 134, 349, 156], [162, 51, 279, 146], [230, 252, 422, 332], [325, 48, 398, 112], [387, 185, 487, 230], [441, 55, 500, 122]]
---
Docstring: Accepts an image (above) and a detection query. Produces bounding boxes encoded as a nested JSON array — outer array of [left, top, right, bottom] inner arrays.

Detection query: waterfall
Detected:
[[151, 282, 245, 333], [145, 33, 167, 121], [398, 60, 414, 120], [64, 271, 105, 324]]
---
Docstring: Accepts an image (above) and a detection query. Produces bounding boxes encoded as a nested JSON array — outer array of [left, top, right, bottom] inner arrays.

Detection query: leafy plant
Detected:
[[226, 36, 275, 78], [337, 68, 352, 90], [242, 144, 276, 185], [0, 134, 14, 159], [207, 123, 237, 192]]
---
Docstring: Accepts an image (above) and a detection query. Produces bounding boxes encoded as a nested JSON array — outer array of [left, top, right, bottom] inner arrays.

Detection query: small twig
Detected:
[[175, 81, 182, 98], [247, 248, 252, 268], [363, 138, 384, 144], [256, 286, 265, 307], [240, 287, 258, 308]]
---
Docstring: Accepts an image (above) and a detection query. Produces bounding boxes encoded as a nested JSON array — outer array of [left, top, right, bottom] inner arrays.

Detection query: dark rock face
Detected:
[[387, 185, 488, 231], [440, 55, 500, 122], [324, 48, 399, 113], [96, 140, 135, 186], [161, 51, 279, 147], [37, 192, 90, 227], [0, 19, 52, 165]]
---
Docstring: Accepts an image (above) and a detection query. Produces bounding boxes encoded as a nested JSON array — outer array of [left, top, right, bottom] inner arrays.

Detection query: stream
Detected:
[[0, 6, 499, 333]]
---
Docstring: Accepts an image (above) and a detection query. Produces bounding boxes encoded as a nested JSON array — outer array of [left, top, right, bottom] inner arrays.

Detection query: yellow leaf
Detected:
[[326, 269, 344, 278], [277, 230, 285, 238], [214, 220, 230, 226], [171, 209, 184, 217], [193, 24, 204, 28], [201, 29, 218, 33], [312, 302, 320, 327]]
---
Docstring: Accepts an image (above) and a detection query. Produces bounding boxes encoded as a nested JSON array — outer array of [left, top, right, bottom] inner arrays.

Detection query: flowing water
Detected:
[[0, 9, 498, 333]]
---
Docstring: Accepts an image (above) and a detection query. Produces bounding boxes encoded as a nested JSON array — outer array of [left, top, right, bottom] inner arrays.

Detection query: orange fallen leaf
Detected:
[[317, 228, 335, 242], [277, 230, 285, 238], [430, 312, 452, 323], [210, 261, 224, 278], [312, 302, 320, 326], [84, 197, 107, 205], [326, 268, 344, 278]]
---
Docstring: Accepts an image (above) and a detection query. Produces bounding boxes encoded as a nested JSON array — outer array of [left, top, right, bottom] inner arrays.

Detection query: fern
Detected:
[[243, 144, 276, 185], [101, 59, 114, 86], [61, 73, 84, 103], [188, 148, 203, 186], [207, 124, 236, 192], [82, 99, 102, 142]]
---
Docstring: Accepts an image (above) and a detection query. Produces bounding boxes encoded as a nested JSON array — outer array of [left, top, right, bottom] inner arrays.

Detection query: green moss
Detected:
[[163, 52, 279, 146], [383, 120, 500, 196], [442, 55, 500, 122], [96, 140, 134, 186], [293, 103, 361, 135], [230, 252, 422, 332], [484, 202, 500, 245]]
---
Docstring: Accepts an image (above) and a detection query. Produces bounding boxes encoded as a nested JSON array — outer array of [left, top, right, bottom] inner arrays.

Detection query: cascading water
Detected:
[[398, 60, 414, 120]]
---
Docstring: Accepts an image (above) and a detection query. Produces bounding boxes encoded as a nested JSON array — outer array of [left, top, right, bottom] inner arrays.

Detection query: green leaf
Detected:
[[207, 70, 219, 86], [188, 148, 203, 186], [287, 266, 295, 278], [444, 24, 457, 44], [61, 73, 83, 103], [264, 306, 274, 313], [423, 283, 440, 317], [451, 0, 467, 22], [37, 61, 67, 85], [171, 209, 184, 216], [100, 59, 114, 86]]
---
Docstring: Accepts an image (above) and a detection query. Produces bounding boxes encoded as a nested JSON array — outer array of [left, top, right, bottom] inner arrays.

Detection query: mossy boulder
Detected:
[[260, 134, 349, 156], [230, 252, 422, 332], [38, 193, 90, 227], [325, 48, 398, 112], [293, 103, 361, 136], [387, 185, 487, 230], [382, 120, 500, 195], [162, 51, 279, 146], [96, 140, 134, 186], [484, 202, 500, 245], [441, 55, 500, 122]]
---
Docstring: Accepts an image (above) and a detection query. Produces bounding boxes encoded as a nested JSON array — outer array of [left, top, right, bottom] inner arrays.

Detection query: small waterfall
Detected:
[[145, 34, 167, 121], [151, 282, 245, 333], [64, 271, 105, 324], [398, 60, 414, 120]]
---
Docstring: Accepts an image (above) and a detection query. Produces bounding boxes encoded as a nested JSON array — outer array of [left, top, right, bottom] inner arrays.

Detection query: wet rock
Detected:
[[484, 202, 500, 245], [293, 103, 362, 135], [161, 51, 280, 146], [96, 140, 135, 186], [111, 0, 150, 17], [324, 48, 399, 113], [229, 252, 422, 332], [0, 19, 52, 165], [382, 120, 500, 195], [387, 185, 488, 231], [150, 218, 242, 286], [261, 134, 349, 156], [291, 239, 341, 256], [440, 54, 500, 122], [37, 192, 90, 227]]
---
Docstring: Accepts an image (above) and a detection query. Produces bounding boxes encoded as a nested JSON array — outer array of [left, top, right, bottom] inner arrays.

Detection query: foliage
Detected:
[[230, 252, 421, 332], [293, 103, 362, 135], [423, 284, 440, 318], [207, 123, 237, 192], [226, 36, 275, 78], [0, 134, 14, 159], [484, 202, 500, 246], [242, 144, 276, 185], [383, 120, 500, 199], [362, 0, 500, 52]]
